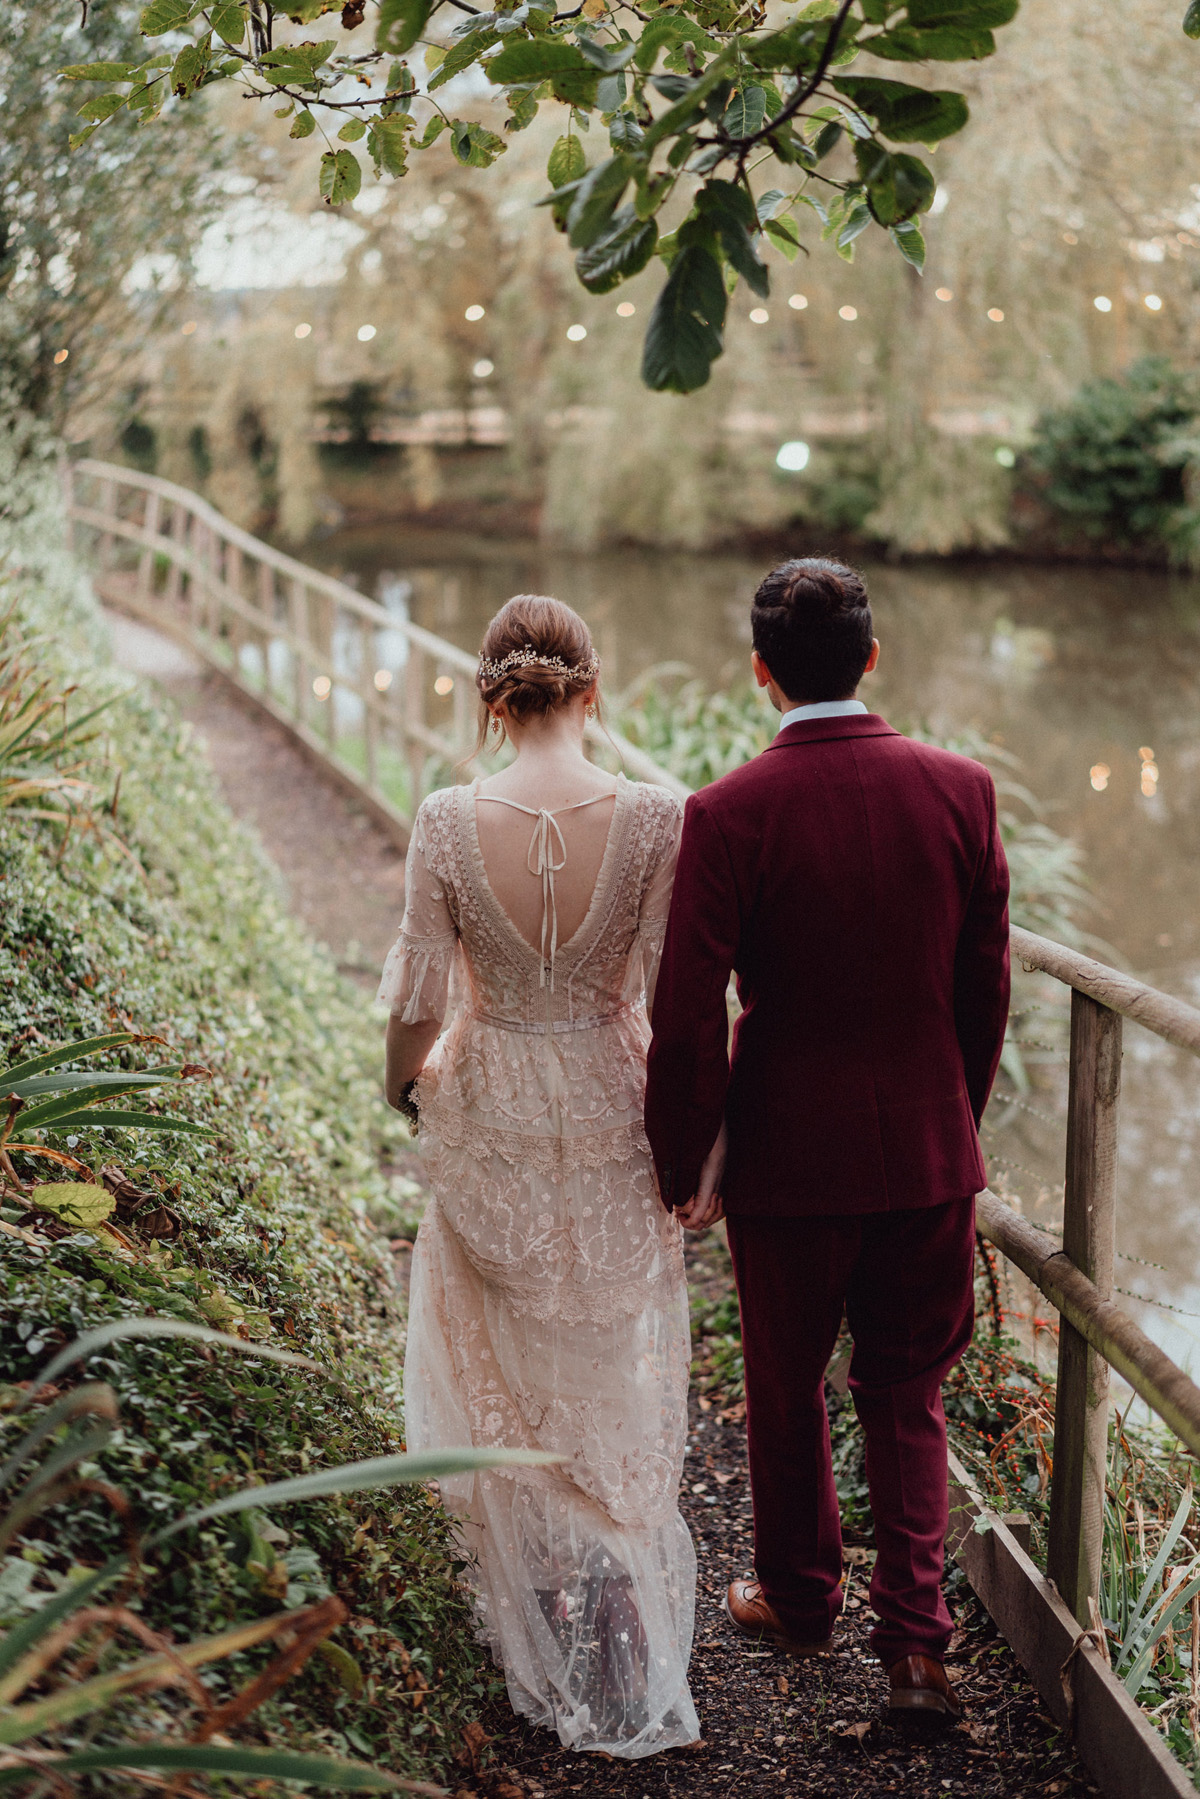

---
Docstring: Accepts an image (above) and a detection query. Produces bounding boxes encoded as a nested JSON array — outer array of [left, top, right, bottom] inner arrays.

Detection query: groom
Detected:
[[644, 557, 1010, 1725]]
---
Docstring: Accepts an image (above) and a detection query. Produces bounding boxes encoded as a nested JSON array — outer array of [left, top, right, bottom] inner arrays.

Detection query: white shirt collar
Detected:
[[777, 698, 869, 733]]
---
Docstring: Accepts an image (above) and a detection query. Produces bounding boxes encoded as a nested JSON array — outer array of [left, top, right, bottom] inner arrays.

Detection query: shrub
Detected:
[[1022, 356, 1200, 561]]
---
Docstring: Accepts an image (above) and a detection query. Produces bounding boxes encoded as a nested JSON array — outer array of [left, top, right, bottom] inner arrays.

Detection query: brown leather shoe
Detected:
[[723, 1579, 834, 1657], [887, 1654, 962, 1729]]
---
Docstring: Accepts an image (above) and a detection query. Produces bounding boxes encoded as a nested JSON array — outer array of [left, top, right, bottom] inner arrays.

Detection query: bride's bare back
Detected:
[[473, 772, 618, 955]]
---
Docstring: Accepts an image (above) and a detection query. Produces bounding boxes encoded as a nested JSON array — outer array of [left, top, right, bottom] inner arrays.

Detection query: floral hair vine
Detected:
[[477, 645, 601, 684]]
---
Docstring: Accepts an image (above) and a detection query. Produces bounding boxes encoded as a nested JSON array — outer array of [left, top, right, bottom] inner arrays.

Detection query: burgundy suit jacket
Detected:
[[644, 714, 1010, 1217]]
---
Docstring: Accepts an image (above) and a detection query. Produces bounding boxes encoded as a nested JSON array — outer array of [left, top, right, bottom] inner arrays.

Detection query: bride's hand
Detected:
[[676, 1121, 727, 1232]]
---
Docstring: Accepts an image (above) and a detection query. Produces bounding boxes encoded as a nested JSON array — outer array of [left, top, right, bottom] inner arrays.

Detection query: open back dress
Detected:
[[378, 773, 699, 1758]]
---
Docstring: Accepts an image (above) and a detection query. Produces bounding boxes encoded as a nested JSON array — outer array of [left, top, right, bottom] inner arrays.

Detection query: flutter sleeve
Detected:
[[376, 803, 460, 1024], [628, 790, 684, 1011]]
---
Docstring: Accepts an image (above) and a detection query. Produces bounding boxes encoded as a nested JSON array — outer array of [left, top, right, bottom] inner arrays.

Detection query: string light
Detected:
[[374, 669, 392, 692], [995, 446, 1016, 468], [472, 359, 494, 378], [776, 441, 810, 471], [313, 676, 332, 700], [1145, 294, 1163, 311], [935, 287, 953, 302], [181, 320, 198, 336], [434, 675, 455, 696], [566, 324, 587, 341], [788, 294, 808, 310], [838, 305, 858, 321], [749, 308, 769, 324], [465, 304, 486, 321], [987, 308, 1005, 322], [53, 349, 69, 365], [1140, 745, 1159, 797], [616, 301, 636, 317], [1093, 295, 1112, 313], [357, 324, 376, 341], [294, 322, 312, 339], [1090, 763, 1110, 792]]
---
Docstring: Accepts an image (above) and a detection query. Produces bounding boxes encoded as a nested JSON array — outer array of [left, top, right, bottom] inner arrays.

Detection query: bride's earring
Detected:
[[586, 703, 597, 719], [490, 714, 501, 737]]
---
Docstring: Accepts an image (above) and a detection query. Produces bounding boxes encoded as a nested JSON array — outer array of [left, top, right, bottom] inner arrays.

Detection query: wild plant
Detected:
[[0, 1318, 548, 1793]]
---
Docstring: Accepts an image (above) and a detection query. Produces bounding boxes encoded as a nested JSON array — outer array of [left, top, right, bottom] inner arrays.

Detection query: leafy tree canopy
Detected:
[[56, 0, 1196, 394]]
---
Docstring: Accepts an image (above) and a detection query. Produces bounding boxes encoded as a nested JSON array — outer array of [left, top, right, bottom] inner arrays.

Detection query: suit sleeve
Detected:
[[644, 794, 741, 1210], [954, 773, 1011, 1128]]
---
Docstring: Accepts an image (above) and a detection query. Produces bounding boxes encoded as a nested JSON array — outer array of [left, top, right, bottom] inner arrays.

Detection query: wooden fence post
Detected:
[[1047, 992, 1123, 1624], [137, 491, 161, 604]]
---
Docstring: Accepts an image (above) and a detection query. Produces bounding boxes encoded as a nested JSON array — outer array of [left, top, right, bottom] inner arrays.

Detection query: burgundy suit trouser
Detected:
[[725, 1195, 976, 1667]]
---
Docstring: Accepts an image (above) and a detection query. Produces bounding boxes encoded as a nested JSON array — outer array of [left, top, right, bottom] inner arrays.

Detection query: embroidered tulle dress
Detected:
[[378, 774, 699, 1757]]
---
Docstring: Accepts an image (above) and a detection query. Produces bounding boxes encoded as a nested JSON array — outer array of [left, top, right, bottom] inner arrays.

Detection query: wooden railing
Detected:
[[68, 459, 1200, 1647], [64, 459, 686, 847], [981, 927, 1200, 1628]]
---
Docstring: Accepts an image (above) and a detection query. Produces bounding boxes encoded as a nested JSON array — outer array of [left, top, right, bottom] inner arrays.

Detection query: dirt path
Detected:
[[107, 615, 1097, 1799]]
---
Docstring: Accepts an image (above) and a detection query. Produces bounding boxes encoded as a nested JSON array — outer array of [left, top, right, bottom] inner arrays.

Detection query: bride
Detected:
[[379, 595, 699, 1757]]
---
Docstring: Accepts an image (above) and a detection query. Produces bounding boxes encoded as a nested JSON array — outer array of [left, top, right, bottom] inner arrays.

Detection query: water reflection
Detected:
[[308, 530, 1200, 1363]]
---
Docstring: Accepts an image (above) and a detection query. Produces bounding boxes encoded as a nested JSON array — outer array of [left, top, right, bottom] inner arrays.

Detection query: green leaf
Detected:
[[139, 0, 193, 35], [832, 74, 969, 142], [576, 35, 637, 74], [153, 1447, 560, 1546], [0, 1559, 125, 1691], [641, 242, 726, 392], [414, 114, 447, 147], [68, 125, 99, 145], [567, 151, 636, 248], [547, 132, 587, 187], [0, 1745, 406, 1789], [338, 118, 366, 139], [724, 84, 766, 137], [866, 22, 996, 59], [427, 26, 501, 90], [20, 1107, 213, 1134], [575, 206, 658, 291], [486, 36, 597, 104], [450, 118, 507, 167], [26, 1183, 114, 1227], [171, 34, 211, 95], [695, 179, 769, 296], [375, 0, 433, 55], [633, 15, 718, 71], [755, 187, 788, 223], [320, 148, 362, 204], [609, 111, 644, 149], [506, 84, 540, 130], [290, 107, 317, 136], [210, 0, 247, 44], [75, 93, 127, 121], [907, 0, 1018, 25], [59, 60, 145, 79], [25, 1319, 325, 1408], [854, 142, 935, 222], [1186, 0, 1200, 35], [889, 217, 925, 270], [763, 215, 802, 261], [367, 114, 410, 174]]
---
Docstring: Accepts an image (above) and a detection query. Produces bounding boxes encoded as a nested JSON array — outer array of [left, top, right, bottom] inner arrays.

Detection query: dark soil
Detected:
[[121, 628, 1098, 1799]]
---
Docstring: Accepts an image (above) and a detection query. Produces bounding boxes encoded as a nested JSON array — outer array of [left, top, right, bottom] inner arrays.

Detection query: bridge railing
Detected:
[[67, 459, 1200, 1651], [65, 458, 686, 847]]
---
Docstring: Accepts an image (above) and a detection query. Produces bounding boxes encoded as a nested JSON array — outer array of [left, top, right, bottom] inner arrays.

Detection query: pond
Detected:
[[309, 526, 1200, 1370]]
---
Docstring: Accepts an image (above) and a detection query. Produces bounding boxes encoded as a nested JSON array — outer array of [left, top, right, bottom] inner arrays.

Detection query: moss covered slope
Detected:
[[0, 448, 490, 1779]]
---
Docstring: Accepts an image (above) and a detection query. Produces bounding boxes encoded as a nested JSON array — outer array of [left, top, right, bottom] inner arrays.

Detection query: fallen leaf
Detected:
[[838, 1720, 871, 1747]]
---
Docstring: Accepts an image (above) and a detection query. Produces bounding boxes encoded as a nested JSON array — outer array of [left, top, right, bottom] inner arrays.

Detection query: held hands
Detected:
[[676, 1121, 727, 1233]]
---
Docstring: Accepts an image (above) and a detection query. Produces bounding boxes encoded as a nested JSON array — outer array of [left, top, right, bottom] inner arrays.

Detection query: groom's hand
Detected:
[[676, 1121, 727, 1232]]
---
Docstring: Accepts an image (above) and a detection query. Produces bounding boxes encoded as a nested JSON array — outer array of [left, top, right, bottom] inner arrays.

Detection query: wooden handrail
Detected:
[[1011, 925, 1200, 1058], [65, 459, 686, 845], [977, 1190, 1200, 1463]]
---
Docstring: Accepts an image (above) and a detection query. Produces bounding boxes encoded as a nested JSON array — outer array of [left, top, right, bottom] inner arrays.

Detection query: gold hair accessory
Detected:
[[478, 644, 600, 684]]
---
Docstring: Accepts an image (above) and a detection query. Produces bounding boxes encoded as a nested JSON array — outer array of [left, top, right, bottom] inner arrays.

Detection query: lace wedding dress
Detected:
[[378, 773, 699, 1758]]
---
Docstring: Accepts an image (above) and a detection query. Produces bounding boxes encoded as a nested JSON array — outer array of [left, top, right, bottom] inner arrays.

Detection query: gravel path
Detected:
[[108, 617, 1097, 1799]]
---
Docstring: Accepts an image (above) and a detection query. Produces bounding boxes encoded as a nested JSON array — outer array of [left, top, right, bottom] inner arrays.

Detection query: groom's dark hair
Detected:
[[751, 558, 873, 702]]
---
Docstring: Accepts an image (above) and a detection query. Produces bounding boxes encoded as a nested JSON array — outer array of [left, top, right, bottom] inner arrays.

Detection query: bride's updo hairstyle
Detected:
[[475, 594, 601, 750]]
